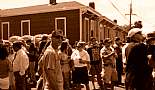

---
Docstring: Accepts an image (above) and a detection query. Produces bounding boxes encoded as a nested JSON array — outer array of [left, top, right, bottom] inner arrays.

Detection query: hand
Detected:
[[79, 59, 85, 64], [19, 71, 25, 76], [148, 55, 152, 60], [111, 52, 115, 55], [71, 67, 75, 71], [87, 64, 91, 71], [79, 59, 82, 63]]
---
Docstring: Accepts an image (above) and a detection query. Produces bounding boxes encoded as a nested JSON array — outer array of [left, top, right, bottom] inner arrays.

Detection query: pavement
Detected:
[[30, 70, 126, 90], [80, 81, 125, 90], [80, 68, 126, 90]]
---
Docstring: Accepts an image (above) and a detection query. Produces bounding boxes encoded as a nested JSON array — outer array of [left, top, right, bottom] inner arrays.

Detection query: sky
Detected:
[[0, 0, 155, 33]]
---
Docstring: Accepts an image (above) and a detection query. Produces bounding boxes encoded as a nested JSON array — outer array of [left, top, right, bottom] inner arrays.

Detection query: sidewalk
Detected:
[[30, 68, 126, 90]]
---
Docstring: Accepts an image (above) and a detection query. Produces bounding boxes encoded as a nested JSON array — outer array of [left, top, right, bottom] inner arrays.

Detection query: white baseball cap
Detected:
[[128, 28, 142, 37]]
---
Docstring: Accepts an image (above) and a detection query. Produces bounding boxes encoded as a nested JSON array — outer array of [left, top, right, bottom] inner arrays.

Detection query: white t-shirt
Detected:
[[71, 49, 90, 67], [13, 49, 29, 76]]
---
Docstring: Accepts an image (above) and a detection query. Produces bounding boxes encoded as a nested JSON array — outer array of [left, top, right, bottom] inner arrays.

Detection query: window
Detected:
[[55, 17, 66, 37], [1, 22, 9, 40], [99, 24, 103, 40], [108, 27, 110, 38], [103, 25, 106, 39], [83, 18, 89, 42], [21, 20, 30, 36], [91, 30, 93, 37], [90, 20, 94, 37], [90, 20, 97, 37]]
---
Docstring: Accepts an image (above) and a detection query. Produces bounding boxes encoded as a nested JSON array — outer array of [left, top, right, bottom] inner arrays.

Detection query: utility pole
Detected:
[[125, 0, 136, 30], [129, 0, 132, 30]]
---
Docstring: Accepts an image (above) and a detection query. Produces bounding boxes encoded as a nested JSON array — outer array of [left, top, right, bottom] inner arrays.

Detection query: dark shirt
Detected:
[[126, 43, 152, 77], [0, 59, 10, 78], [87, 47, 101, 65], [27, 43, 38, 62], [39, 41, 47, 54], [114, 46, 123, 71]]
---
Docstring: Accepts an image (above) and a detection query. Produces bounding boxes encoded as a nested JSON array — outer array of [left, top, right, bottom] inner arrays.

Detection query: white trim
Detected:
[[1, 22, 10, 40], [97, 21, 100, 41], [90, 20, 95, 37], [21, 20, 30, 36], [79, 9, 83, 41], [85, 17, 89, 21], [55, 17, 66, 37], [84, 17, 89, 42]]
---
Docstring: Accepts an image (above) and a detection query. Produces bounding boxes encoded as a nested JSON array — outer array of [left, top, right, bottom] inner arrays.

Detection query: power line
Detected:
[[132, 6, 155, 27], [107, 0, 130, 23]]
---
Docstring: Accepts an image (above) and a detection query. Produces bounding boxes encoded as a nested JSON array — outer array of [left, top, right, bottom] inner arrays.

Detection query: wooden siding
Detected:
[[0, 9, 80, 45], [0, 19, 1, 39]]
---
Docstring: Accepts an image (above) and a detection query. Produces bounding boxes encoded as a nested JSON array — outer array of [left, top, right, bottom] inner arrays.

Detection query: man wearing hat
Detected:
[[125, 28, 153, 90], [87, 37, 104, 89], [12, 41, 29, 90], [100, 38, 117, 89], [39, 30, 64, 90], [26, 39, 37, 86]]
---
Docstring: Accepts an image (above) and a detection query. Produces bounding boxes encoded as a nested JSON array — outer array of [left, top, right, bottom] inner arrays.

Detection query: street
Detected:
[[30, 69, 126, 90]]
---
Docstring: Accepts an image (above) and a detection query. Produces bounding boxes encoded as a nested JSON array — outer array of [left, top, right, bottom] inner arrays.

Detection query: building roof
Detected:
[[100, 16, 116, 25], [0, 1, 101, 17], [99, 16, 125, 31]]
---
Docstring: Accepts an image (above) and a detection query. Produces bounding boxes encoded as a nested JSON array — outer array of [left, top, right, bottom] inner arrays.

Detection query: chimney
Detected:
[[114, 19, 117, 24], [89, 2, 95, 9], [50, 0, 56, 5]]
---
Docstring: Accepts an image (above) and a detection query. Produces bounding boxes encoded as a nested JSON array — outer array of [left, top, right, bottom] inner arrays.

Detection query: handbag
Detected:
[[111, 68, 118, 81]]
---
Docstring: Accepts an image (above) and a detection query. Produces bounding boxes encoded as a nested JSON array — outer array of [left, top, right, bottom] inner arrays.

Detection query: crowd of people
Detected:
[[0, 28, 155, 90]]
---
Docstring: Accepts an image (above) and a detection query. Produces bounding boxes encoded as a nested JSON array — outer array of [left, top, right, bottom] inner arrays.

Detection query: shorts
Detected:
[[90, 61, 102, 75], [72, 66, 89, 84], [0, 76, 9, 89]]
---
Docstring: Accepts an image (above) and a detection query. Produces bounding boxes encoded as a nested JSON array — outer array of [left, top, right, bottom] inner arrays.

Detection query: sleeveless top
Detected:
[[60, 52, 70, 73]]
